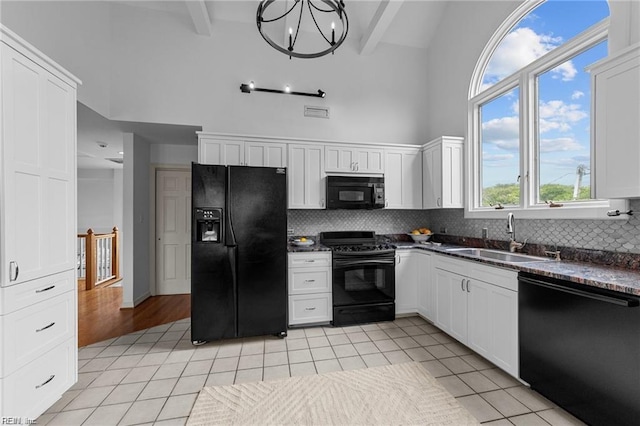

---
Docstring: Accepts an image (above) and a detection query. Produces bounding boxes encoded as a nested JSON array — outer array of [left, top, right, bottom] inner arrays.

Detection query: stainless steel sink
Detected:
[[444, 247, 551, 263]]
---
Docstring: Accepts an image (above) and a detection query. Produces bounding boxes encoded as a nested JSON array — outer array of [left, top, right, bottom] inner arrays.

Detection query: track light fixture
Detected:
[[257, 0, 349, 59], [240, 82, 326, 98]]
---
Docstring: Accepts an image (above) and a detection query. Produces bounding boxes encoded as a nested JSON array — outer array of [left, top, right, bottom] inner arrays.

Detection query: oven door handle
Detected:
[[334, 258, 396, 268]]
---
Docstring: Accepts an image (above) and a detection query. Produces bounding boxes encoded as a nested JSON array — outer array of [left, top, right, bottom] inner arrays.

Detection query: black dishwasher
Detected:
[[519, 272, 640, 426]]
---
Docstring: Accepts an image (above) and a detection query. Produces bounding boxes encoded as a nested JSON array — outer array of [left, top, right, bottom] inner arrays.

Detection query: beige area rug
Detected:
[[187, 362, 480, 425]]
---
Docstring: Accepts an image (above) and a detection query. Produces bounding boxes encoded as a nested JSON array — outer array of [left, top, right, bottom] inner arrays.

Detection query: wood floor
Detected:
[[78, 284, 191, 347]]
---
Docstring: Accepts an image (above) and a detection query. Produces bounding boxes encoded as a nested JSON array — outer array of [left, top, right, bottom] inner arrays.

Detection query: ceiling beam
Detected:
[[359, 0, 404, 55], [185, 0, 212, 36]]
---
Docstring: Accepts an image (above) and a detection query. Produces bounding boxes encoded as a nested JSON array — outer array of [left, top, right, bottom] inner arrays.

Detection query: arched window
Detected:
[[466, 0, 624, 219]]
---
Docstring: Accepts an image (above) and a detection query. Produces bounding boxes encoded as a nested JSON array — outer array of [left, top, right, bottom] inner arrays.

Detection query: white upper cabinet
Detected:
[[384, 147, 422, 209], [244, 141, 287, 167], [592, 44, 640, 199], [199, 138, 244, 166], [288, 144, 326, 209], [422, 136, 464, 209], [325, 145, 384, 173], [1, 42, 78, 285], [198, 136, 286, 168]]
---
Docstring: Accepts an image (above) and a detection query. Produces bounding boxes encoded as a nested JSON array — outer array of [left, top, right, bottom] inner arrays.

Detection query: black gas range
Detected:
[[320, 231, 396, 326]]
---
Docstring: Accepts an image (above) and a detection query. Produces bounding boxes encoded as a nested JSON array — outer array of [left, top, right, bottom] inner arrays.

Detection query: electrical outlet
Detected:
[[482, 228, 488, 239], [287, 228, 295, 236], [440, 227, 447, 234]]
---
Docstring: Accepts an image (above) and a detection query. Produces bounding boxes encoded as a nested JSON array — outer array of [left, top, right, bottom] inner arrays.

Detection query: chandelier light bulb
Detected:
[[285, 85, 291, 93], [249, 81, 255, 90]]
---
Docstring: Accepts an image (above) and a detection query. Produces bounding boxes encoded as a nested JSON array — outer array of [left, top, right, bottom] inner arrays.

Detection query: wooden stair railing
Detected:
[[77, 226, 121, 290]]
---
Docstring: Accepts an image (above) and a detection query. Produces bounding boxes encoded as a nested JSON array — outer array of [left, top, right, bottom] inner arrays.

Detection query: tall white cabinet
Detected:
[[422, 136, 464, 209], [384, 147, 423, 209], [1, 26, 80, 418], [591, 44, 640, 199]]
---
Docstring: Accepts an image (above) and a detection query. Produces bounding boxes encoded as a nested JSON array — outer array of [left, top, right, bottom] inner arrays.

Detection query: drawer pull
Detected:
[[36, 285, 56, 293], [304, 260, 316, 263], [304, 279, 316, 283], [35, 374, 55, 389], [305, 307, 316, 311], [36, 322, 56, 333]]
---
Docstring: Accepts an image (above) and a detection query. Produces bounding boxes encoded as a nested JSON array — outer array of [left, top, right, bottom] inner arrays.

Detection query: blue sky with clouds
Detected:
[[480, 0, 610, 194]]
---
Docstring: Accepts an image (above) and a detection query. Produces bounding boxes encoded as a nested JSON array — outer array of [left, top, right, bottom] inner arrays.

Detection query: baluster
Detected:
[[112, 226, 120, 281]]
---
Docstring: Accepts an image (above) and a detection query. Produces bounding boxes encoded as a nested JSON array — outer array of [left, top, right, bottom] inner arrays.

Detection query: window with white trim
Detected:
[[467, 0, 626, 219]]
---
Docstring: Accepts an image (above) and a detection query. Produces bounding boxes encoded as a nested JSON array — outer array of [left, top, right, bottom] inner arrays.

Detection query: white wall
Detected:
[[123, 133, 151, 308], [1, 1, 431, 145], [0, 1, 112, 118], [424, 1, 521, 139], [151, 144, 197, 166], [608, 0, 640, 53], [77, 169, 117, 233]]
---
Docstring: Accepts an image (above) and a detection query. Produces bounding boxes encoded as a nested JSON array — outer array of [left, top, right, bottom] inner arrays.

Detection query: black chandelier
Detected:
[[256, 0, 349, 59]]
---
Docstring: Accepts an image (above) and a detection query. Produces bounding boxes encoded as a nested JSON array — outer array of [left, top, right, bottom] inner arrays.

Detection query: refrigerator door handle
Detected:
[[229, 245, 239, 335], [226, 167, 238, 247]]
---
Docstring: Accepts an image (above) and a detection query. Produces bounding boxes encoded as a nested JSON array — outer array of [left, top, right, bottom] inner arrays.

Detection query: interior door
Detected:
[[156, 169, 191, 294]]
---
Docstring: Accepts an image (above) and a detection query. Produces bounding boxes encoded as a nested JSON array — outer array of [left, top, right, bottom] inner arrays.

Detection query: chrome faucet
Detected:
[[507, 212, 526, 252]]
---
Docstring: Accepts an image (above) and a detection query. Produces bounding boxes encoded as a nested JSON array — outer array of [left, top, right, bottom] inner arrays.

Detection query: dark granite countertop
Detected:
[[286, 234, 640, 296], [287, 240, 331, 253], [395, 242, 640, 296]]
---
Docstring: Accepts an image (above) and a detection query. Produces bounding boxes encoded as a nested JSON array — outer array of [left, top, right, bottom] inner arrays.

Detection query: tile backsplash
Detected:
[[287, 209, 431, 236], [430, 199, 640, 253], [289, 199, 640, 253]]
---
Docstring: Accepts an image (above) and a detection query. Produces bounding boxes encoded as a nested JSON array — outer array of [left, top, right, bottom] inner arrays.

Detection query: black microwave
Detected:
[[326, 176, 385, 210]]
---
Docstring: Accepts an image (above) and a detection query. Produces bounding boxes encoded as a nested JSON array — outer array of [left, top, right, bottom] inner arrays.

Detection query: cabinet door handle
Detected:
[[437, 197, 441, 207], [320, 198, 325, 208], [461, 279, 465, 291], [396, 255, 401, 265], [385, 200, 389, 207], [36, 285, 56, 294], [36, 322, 56, 333], [35, 374, 55, 389], [466, 280, 470, 292], [9, 261, 19, 282], [305, 307, 316, 311], [355, 162, 360, 171]]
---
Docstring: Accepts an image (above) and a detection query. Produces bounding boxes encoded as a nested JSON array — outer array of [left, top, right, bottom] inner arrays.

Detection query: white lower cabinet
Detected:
[[2, 338, 75, 418], [288, 252, 332, 326], [416, 252, 434, 321], [433, 254, 519, 377], [395, 251, 419, 314]]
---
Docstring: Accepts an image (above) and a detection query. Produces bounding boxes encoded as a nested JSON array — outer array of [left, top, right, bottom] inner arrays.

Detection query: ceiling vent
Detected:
[[106, 158, 124, 164], [304, 105, 330, 119]]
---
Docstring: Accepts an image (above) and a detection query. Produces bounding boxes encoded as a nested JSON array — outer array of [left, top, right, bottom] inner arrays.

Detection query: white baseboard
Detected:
[[120, 291, 151, 309]]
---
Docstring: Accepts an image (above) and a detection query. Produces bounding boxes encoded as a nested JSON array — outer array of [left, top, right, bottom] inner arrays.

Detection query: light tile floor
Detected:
[[38, 316, 585, 425]]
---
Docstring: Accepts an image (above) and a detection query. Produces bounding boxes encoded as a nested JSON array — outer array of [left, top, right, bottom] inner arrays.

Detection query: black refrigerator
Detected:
[[190, 163, 288, 344]]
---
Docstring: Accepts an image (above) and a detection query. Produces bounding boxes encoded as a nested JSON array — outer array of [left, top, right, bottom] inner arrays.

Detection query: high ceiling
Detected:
[[115, 1, 449, 50], [78, 1, 448, 168]]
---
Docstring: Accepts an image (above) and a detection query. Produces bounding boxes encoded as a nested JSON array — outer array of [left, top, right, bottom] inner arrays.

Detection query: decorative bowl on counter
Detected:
[[407, 233, 432, 242], [292, 238, 314, 246]]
